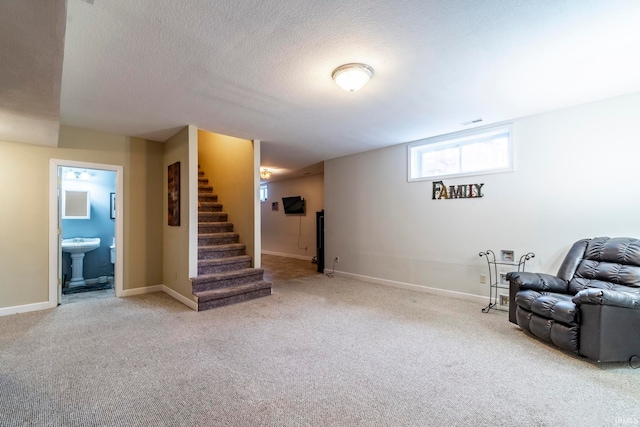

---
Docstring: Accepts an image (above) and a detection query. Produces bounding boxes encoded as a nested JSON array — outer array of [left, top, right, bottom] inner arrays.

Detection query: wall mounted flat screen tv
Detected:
[[282, 196, 305, 215]]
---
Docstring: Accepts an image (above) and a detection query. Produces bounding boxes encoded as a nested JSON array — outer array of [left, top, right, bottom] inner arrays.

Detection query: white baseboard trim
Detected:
[[261, 250, 313, 262], [330, 270, 490, 305], [2, 271, 486, 317], [162, 285, 198, 311], [120, 285, 163, 297], [121, 284, 197, 311], [1, 284, 198, 317], [0, 301, 56, 317]]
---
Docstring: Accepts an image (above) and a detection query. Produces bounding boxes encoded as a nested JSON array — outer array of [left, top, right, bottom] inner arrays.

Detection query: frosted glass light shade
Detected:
[[260, 169, 272, 179], [332, 63, 374, 92]]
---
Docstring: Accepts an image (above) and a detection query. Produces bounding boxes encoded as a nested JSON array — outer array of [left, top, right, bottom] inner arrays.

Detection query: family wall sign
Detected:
[[432, 180, 484, 200]]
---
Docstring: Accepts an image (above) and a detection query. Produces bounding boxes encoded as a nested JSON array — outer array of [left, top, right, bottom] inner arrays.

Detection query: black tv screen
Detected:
[[282, 196, 305, 215]]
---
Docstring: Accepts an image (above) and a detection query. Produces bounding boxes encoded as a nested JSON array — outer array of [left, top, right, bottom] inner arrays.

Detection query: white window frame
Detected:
[[407, 123, 514, 182], [259, 184, 268, 202]]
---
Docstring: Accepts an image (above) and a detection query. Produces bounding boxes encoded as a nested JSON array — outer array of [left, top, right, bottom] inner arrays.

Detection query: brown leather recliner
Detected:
[[507, 237, 640, 367]]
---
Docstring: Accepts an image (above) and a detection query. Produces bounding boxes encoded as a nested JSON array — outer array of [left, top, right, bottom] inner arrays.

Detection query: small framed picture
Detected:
[[272, 202, 278, 211], [110, 193, 116, 219], [168, 162, 180, 226], [499, 272, 507, 285]]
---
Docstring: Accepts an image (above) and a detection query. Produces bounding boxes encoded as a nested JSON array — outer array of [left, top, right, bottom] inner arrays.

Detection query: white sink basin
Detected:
[[61, 237, 101, 254]]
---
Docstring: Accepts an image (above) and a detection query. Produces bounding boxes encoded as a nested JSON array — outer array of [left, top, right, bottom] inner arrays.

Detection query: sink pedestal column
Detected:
[[69, 253, 87, 287]]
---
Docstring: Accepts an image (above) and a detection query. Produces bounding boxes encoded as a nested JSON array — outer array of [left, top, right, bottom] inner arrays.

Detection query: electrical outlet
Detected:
[[480, 274, 487, 284], [335, 256, 340, 263]]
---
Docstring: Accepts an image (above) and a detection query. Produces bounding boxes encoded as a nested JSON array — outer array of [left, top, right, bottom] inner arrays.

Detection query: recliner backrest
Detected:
[[566, 237, 640, 294]]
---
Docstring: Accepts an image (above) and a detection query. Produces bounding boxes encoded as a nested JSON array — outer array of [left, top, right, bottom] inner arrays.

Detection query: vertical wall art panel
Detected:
[[168, 162, 180, 226]]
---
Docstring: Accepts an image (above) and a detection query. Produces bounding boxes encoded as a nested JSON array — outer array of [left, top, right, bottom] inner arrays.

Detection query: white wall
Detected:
[[261, 173, 324, 260], [325, 91, 640, 299]]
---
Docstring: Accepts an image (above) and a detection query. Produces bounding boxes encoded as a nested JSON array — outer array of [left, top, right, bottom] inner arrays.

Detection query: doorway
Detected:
[[49, 160, 124, 306]]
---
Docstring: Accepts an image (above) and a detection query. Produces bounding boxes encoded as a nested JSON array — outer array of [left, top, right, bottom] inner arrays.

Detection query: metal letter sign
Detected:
[[432, 180, 484, 200]]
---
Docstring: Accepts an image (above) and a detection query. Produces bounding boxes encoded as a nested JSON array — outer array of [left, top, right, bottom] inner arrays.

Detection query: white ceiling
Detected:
[[4, 1, 640, 180], [0, 0, 66, 147]]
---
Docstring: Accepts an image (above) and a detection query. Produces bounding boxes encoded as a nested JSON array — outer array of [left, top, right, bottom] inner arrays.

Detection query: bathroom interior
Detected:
[[60, 167, 116, 302]]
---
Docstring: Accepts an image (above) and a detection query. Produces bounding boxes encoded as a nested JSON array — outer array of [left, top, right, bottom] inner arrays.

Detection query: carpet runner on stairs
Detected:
[[192, 168, 272, 311]]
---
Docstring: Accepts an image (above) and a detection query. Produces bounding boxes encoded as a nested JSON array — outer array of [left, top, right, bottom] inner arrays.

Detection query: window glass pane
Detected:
[[460, 136, 509, 173], [420, 145, 460, 177], [259, 185, 268, 202], [408, 124, 512, 181]]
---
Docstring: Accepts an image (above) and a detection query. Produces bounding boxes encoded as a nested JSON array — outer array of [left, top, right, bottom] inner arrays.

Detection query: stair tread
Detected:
[[198, 232, 238, 237], [198, 255, 251, 265], [198, 243, 245, 250]]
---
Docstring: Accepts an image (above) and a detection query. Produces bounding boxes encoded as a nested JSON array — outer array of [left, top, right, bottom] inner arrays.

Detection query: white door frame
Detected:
[[49, 159, 124, 306]]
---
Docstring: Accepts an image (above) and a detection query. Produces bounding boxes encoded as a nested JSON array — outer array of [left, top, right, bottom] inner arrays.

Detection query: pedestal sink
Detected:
[[61, 238, 100, 287]]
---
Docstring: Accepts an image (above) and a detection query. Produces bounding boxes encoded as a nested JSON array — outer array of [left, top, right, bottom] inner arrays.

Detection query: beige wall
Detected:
[[261, 173, 324, 260], [198, 130, 256, 265], [163, 127, 196, 301], [124, 134, 165, 291], [325, 91, 640, 299], [0, 125, 164, 310]]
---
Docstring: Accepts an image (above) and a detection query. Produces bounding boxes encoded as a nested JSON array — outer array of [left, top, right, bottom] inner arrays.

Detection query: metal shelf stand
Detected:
[[479, 250, 535, 313]]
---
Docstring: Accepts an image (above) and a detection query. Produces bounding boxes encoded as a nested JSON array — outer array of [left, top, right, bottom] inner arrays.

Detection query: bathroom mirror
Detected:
[[62, 190, 90, 219]]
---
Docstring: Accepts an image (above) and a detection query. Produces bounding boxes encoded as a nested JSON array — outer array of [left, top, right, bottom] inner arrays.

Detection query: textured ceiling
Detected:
[[5, 1, 640, 180], [0, 0, 66, 146]]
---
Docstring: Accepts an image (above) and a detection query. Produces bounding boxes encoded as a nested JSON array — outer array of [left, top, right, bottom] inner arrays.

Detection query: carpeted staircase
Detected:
[[191, 168, 272, 311]]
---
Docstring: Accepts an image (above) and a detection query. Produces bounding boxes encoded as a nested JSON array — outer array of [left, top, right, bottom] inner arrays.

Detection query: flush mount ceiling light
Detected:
[[260, 169, 272, 180], [331, 63, 374, 92]]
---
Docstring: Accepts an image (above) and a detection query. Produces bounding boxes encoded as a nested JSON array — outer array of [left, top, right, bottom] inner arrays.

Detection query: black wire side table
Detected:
[[479, 250, 535, 313]]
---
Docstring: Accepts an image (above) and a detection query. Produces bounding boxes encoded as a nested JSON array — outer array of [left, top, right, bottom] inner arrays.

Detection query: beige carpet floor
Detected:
[[1, 274, 639, 426]]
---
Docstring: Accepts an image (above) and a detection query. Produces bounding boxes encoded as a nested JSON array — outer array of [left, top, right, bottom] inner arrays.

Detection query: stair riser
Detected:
[[198, 185, 214, 193], [198, 194, 218, 203], [193, 272, 265, 293], [198, 204, 223, 212], [199, 213, 228, 222], [198, 223, 233, 233], [198, 235, 239, 246], [198, 247, 245, 259], [198, 288, 272, 311], [198, 260, 251, 275]]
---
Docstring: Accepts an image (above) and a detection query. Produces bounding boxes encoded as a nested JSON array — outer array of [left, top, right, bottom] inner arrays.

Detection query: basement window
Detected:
[[260, 184, 268, 202], [408, 124, 513, 181]]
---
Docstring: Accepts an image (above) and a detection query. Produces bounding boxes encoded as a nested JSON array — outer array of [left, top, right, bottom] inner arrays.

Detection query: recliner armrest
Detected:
[[573, 288, 640, 309], [506, 272, 569, 294]]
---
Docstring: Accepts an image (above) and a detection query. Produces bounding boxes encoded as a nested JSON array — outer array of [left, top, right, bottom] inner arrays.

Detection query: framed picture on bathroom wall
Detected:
[[110, 193, 116, 219], [168, 161, 180, 226]]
